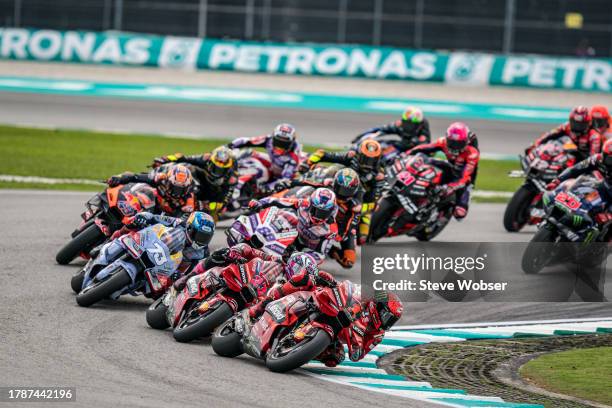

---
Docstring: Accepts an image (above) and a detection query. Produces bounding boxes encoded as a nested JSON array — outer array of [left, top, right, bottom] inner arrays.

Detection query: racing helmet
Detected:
[[446, 122, 470, 155], [590, 105, 610, 134], [401, 106, 424, 132], [272, 123, 297, 154], [307, 188, 337, 225], [569, 106, 591, 136], [285, 252, 319, 279], [161, 164, 193, 199], [333, 168, 360, 201], [367, 291, 403, 330], [357, 139, 382, 170], [185, 211, 215, 249], [205, 146, 235, 186]]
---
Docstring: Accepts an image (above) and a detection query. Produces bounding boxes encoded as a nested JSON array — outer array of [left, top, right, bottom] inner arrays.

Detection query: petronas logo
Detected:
[[454, 56, 478, 80]]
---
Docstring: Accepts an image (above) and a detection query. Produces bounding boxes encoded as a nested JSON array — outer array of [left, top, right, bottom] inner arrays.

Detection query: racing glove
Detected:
[[106, 174, 128, 187], [247, 199, 262, 212], [152, 153, 184, 168], [126, 212, 153, 229], [546, 179, 560, 190], [173, 270, 197, 290]]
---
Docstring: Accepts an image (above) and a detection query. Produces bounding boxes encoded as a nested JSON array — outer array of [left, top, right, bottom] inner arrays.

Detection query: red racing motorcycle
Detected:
[[504, 136, 578, 232], [146, 258, 266, 343], [56, 183, 157, 265], [368, 154, 455, 242], [211, 280, 361, 373]]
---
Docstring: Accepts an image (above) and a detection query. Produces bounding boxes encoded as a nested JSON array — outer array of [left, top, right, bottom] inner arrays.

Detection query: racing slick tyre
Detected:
[[212, 319, 244, 358], [56, 224, 105, 265], [76, 268, 131, 307], [415, 210, 451, 242], [146, 297, 170, 330], [265, 329, 332, 373], [504, 184, 537, 232], [521, 226, 556, 275], [368, 197, 395, 243], [70, 269, 86, 293], [173, 302, 233, 343]]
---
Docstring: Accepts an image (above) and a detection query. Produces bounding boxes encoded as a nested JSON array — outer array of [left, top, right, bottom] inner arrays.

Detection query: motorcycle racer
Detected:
[[248, 188, 339, 263], [174, 245, 321, 306], [105, 211, 215, 277], [152, 146, 238, 221], [320, 291, 404, 367], [249, 282, 403, 367], [275, 167, 362, 268], [404, 122, 480, 220], [228, 123, 302, 187], [107, 164, 196, 217], [529, 106, 602, 160], [247, 253, 335, 319], [303, 140, 385, 244], [591, 105, 611, 141], [353, 106, 431, 152]]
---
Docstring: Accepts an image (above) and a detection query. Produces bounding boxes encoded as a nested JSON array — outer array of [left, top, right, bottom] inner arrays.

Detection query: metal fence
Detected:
[[1, 0, 611, 57]]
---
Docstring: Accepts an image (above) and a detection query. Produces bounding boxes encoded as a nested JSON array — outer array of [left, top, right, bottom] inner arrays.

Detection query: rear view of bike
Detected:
[[505, 137, 577, 232]]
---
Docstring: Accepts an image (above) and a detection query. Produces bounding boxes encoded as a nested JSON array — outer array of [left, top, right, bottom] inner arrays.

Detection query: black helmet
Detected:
[[333, 168, 360, 200]]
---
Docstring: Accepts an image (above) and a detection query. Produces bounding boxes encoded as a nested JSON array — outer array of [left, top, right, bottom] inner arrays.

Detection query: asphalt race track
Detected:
[[2, 190, 611, 408], [0, 92, 545, 155]]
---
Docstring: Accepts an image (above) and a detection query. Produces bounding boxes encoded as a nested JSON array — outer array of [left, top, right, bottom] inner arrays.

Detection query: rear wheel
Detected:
[[146, 297, 170, 330], [56, 224, 105, 265], [265, 329, 332, 373], [211, 319, 244, 358], [521, 226, 556, 274], [368, 197, 396, 242], [504, 184, 537, 232], [173, 302, 233, 343], [76, 268, 131, 307]]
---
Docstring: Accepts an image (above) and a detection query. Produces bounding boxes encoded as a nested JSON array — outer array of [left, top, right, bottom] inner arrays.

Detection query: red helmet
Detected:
[[367, 291, 403, 330], [590, 105, 610, 133], [602, 139, 612, 177], [569, 106, 591, 135], [446, 122, 469, 155]]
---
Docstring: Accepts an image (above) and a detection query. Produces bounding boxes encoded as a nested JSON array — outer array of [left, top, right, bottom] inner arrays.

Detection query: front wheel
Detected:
[[504, 184, 537, 232], [265, 329, 332, 373], [146, 297, 170, 330], [56, 223, 105, 265], [211, 319, 244, 358], [76, 268, 131, 307], [173, 302, 233, 343], [521, 226, 556, 274], [368, 197, 397, 242], [70, 269, 86, 293]]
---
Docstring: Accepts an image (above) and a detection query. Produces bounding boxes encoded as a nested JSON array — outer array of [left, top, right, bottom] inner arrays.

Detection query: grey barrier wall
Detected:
[[1, 0, 611, 57]]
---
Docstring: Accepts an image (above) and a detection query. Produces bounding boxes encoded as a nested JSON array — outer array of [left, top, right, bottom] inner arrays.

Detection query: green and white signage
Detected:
[[0, 28, 609, 92]]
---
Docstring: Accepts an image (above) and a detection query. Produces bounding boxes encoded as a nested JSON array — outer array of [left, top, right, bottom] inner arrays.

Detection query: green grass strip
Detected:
[[0, 125, 521, 196], [520, 346, 612, 406]]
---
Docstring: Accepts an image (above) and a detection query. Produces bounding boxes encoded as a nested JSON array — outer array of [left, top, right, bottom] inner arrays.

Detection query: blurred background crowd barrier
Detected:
[[1, 0, 611, 57]]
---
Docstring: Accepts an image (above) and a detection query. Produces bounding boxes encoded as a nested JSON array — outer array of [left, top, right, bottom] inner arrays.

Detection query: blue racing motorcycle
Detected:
[[73, 224, 182, 307]]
